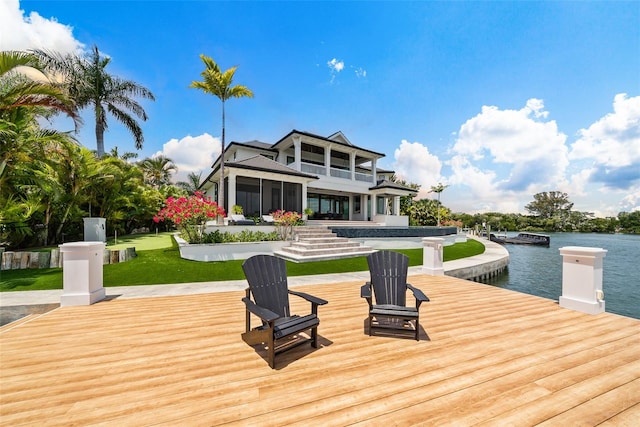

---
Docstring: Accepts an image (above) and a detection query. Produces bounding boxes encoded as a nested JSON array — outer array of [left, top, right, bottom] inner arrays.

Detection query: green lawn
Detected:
[[0, 235, 485, 292]]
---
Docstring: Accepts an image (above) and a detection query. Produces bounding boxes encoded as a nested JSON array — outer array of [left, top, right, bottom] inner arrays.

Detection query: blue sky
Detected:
[[3, 0, 639, 216]]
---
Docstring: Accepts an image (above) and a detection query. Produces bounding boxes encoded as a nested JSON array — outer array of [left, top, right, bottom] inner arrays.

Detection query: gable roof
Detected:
[[271, 129, 386, 158], [369, 179, 418, 195], [226, 155, 318, 179]]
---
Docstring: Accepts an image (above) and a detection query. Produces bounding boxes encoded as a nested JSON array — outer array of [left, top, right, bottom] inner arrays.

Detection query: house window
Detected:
[[262, 180, 281, 214], [236, 177, 260, 217]]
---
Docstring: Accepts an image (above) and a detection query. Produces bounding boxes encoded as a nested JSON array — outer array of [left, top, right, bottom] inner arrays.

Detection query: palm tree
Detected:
[[139, 155, 177, 188], [33, 45, 155, 157], [429, 183, 449, 226], [0, 50, 79, 121], [189, 55, 253, 219], [176, 171, 202, 194]]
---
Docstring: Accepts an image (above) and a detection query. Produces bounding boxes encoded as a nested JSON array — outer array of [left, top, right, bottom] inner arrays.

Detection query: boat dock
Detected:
[[2, 274, 638, 425]]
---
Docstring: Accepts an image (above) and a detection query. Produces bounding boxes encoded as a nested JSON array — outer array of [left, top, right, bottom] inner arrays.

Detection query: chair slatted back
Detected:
[[242, 255, 291, 317], [367, 250, 409, 306]]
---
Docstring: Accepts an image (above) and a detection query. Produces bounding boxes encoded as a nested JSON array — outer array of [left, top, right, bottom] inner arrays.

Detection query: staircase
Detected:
[[273, 226, 375, 262]]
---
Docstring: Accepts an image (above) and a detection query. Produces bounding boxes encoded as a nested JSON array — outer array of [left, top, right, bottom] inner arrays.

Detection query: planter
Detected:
[[174, 234, 289, 262]]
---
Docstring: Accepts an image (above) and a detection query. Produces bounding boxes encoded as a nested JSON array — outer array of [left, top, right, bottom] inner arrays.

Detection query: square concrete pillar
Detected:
[[558, 246, 607, 315], [60, 242, 106, 307], [422, 237, 444, 276], [83, 217, 106, 242]]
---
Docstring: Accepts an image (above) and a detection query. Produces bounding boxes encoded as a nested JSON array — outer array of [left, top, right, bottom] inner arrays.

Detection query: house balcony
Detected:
[[300, 161, 374, 183]]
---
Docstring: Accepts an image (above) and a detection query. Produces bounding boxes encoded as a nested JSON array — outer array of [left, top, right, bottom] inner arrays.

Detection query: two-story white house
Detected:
[[199, 130, 417, 225]]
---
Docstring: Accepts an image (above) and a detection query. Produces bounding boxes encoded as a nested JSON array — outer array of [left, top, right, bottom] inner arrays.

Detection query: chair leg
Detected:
[[267, 331, 275, 369], [415, 318, 420, 341], [311, 326, 318, 348], [368, 315, 373, 336]]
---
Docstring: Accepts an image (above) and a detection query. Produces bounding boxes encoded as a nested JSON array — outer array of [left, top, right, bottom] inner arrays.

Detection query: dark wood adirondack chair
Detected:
[[241, 255, 328, 368], [361, 250, 430, 340]]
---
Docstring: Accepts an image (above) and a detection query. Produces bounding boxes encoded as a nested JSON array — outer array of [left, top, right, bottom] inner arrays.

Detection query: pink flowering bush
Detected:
[[154, 192, 225, 243], [272, 209, 301, 240]]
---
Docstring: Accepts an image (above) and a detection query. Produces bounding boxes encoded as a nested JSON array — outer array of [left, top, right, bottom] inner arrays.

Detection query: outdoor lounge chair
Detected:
[[229, 214, 255, 225], [361, 250, 430, 340], [241, 254, 328, 368], [261, 214, 275, 224]]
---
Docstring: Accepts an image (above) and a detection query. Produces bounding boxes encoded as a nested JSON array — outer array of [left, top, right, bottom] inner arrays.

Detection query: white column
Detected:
[[422, 237, 444, 276], [60, 242, 106, 306], [325, 144, 331, 176], [363, 194, 369, 221], [350, 151, 356, 180], [227, 173, 237, 212], [293, 136, 301, 170], [302, 182, 308, 212], [372, 158, 377, 183], [559, 246, 607, 315], [393, 196, 400, 215]]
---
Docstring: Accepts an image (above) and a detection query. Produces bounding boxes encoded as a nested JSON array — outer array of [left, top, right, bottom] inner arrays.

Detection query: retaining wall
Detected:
[[0, 247, 136, 270], [444, 237, 510, 281]]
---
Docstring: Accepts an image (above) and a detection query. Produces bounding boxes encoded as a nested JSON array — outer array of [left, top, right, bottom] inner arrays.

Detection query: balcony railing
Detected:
[[299, 161, 374, 183], [355, 172, 374, 183], [330, 167, 352, 179], [301, 162, 326, 175]]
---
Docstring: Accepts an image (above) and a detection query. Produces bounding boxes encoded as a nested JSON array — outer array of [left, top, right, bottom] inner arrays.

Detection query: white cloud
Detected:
[[327, 58, 344, 84], [154, 133, 220, 183], [620, 190, 640, 212], [452, 98, 569, 195], [569, 93, 640, 189], [0, 0, 84, 54], [327, 58, 344, 72], [393, 140, 443, 198], [354, 67, 367, 78]]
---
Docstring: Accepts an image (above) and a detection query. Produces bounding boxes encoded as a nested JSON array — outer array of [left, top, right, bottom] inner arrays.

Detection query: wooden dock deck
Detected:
[[1, 275, 639, 425]]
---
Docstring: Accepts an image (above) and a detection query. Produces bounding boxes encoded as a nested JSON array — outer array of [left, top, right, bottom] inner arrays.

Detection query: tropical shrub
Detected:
[[272, 210, 301, 240], [154, 192, 225, 243], [201, 229, 280, 244]]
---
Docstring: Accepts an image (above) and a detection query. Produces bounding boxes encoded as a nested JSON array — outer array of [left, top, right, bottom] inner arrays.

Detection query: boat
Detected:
[[490, 232, 550, 246]]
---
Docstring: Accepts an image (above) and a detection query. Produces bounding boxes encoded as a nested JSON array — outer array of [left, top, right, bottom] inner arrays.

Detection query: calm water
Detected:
[[481, 233, 640, 319]]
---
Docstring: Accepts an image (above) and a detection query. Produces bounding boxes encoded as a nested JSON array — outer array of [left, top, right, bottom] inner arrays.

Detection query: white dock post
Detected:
[[422, 237, 445, 276], [558, 246, 607, 315], [59, 242, 106, 307]]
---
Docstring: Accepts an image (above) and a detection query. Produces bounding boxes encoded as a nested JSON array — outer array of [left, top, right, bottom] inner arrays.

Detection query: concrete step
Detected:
[[296, 232, 337, 239], [277, 225, 375, 262], [289, 241, 362, 250], [274, 247, 375, 263], [296, 237, 349, 244]]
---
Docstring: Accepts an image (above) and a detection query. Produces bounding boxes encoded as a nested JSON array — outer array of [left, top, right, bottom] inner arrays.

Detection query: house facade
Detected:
[[199, 130, 417, 225]]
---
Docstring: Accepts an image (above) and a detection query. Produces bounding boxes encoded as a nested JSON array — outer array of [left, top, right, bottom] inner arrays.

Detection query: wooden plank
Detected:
[[1, 275, 638, 426]]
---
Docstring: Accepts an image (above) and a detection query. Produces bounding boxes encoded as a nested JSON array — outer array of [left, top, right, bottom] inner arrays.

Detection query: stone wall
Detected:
[[0, 247, 136, 270]]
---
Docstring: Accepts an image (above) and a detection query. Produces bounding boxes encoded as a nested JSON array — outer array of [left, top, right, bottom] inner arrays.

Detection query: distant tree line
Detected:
[[399, 188, 640, 234]]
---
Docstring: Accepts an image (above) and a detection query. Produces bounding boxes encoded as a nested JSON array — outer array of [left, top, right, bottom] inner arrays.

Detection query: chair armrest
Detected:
[[407, 284, 430, 303], [289, 290, 328, 306], [360, 282, 372, 299], [242, 297, 280, 322]]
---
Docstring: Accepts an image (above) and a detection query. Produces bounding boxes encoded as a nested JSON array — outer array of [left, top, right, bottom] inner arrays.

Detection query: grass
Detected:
[[0, 234, 485, 292]]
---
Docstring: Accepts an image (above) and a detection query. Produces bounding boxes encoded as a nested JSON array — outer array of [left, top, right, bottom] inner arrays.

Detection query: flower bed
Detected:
[[174, 234, 289, 262]]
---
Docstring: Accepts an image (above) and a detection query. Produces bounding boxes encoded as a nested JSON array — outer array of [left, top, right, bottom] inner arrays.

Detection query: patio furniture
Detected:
[[261, 214, 275, 224], [229, 214, 255, 225], [361, 250, 430, 340], [241, 254, 328, 368]]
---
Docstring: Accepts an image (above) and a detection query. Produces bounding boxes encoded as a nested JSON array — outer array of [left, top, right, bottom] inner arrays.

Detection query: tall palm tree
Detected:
[[33, 45, 155, 157], [139, 155, 177, 188], [429, 183, 449, 226], [189, 55, 253, 218]]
